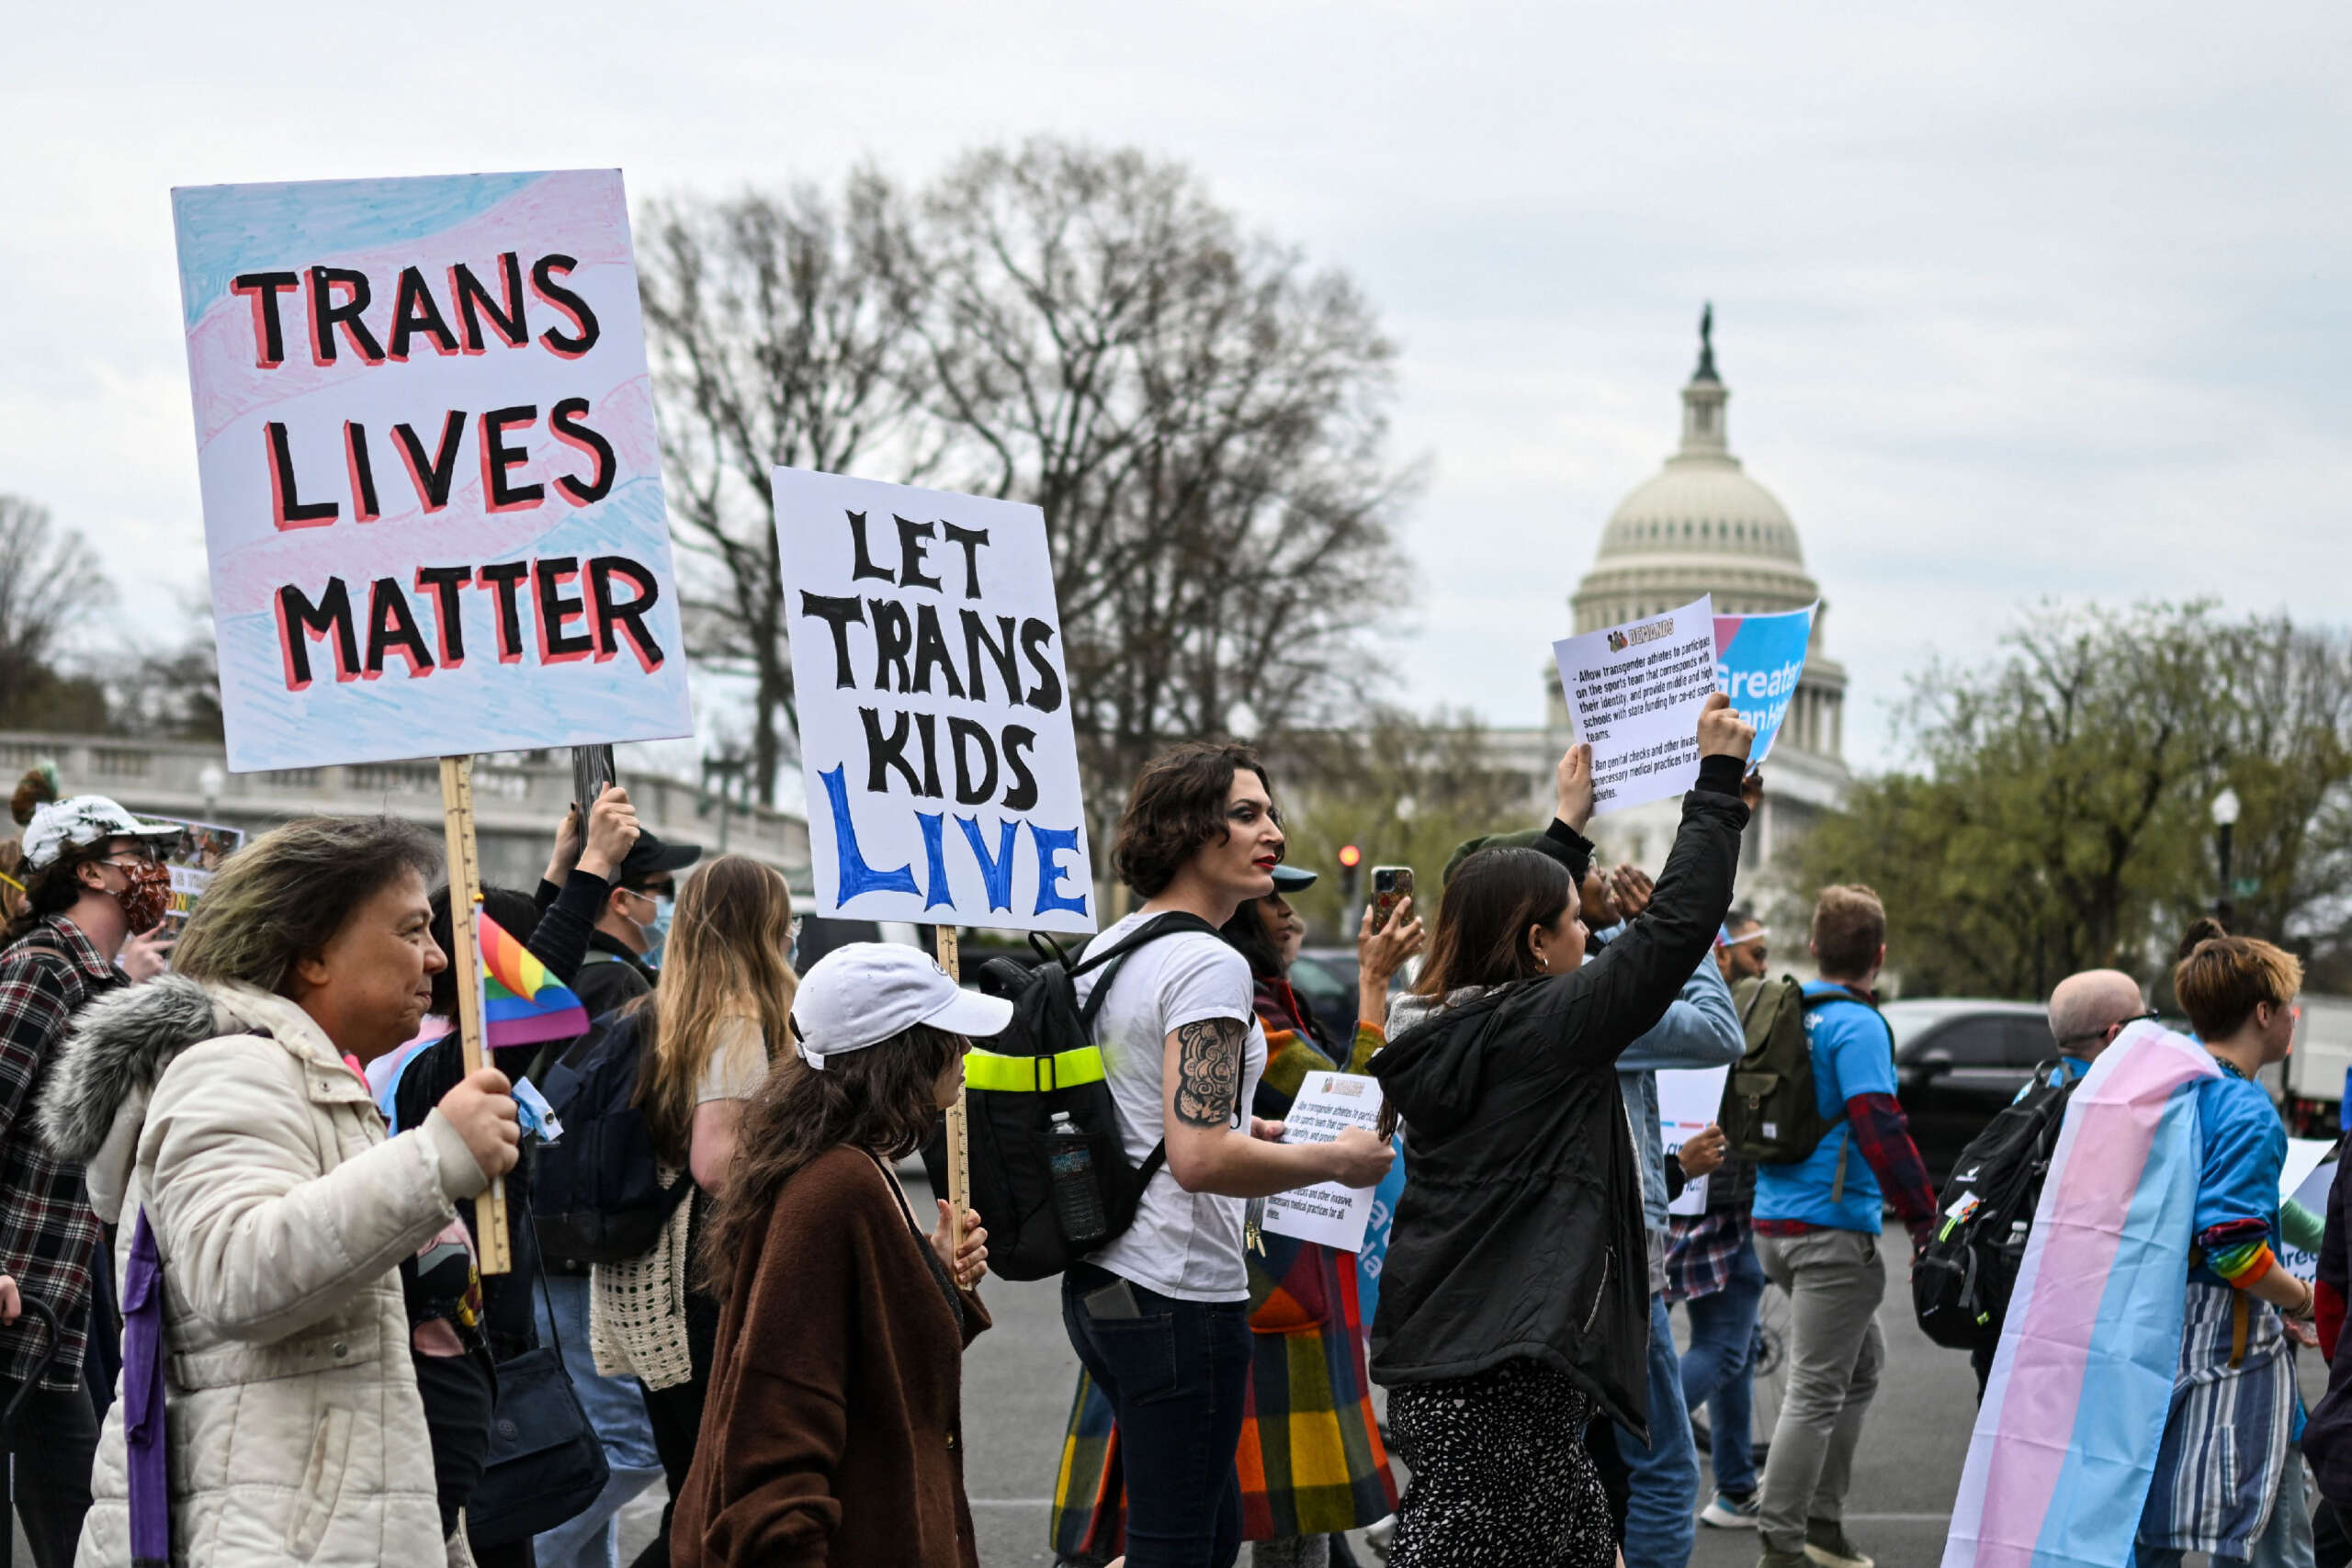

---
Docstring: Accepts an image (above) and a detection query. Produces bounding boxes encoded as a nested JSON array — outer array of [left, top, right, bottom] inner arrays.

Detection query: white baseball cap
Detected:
[[21, 795, 180, 870], [791, 942, 1014, 1071]]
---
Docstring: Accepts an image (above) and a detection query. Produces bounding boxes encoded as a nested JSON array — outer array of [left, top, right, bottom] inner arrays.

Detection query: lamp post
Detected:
[[2211, 786, 2241, 926]]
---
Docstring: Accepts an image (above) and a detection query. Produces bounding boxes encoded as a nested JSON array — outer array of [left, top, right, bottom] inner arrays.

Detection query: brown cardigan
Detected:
[[671, 1144, 990, 1568]]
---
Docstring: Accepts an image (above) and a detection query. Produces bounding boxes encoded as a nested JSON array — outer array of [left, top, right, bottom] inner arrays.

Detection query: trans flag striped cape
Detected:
[[1941, 1022, 2220, 1568]]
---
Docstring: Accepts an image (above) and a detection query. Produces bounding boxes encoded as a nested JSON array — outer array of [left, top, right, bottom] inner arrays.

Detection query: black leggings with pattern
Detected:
[[1387, 1359, 1616, 1568]]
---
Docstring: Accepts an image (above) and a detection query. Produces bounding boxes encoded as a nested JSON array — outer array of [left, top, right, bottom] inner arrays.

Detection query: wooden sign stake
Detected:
[[440, 755, 514, 1275], [936, 925, 970, 1253]]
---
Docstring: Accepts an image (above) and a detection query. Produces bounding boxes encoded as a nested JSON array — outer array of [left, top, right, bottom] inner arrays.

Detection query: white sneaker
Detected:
[[1701, 1491, 1761, 1529], [1364, 1514, 1396, 1560]]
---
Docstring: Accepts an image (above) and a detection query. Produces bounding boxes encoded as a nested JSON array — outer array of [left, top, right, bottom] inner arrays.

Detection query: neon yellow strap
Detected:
[[965, 1046, 1106, 1094]]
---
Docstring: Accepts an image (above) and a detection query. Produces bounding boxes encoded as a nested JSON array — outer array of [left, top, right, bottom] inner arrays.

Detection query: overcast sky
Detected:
[[6, 2, 2347, 775]]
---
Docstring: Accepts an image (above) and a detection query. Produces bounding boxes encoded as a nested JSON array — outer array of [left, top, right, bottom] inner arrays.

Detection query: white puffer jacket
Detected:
[[39, 978, 490, 1567]]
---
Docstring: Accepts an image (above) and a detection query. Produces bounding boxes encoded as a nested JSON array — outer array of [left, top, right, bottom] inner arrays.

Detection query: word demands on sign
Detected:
[[1553, 594, 1718, 817], [775, 470, 1096, 935], [173, 169, 693, 772]]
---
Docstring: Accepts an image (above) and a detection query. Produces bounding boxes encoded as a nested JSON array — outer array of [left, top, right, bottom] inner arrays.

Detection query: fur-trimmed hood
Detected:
[[38, 976, 325, 1224]]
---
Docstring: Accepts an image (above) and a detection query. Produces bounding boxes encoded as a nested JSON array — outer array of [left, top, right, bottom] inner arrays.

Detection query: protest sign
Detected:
[[1262, 1072, 1386, 1253], [173, 169, 693, 773], [2279, 1139, 2334, 1282], [145, 816, 246, 930], [1554, 595, 1718, 817], [1658, 1063, 1730, 1217], [1713, 604, 1815, 767], [775, 468, 1096, 934]]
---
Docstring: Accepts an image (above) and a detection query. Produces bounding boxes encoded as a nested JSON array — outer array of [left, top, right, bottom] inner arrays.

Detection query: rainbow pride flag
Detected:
[[479, 910, 589, 1048], [1941, 1022, 2219, 1568]]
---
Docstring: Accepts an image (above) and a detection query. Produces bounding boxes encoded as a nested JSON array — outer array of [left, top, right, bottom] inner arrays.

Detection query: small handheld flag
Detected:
[[478, 911, 590, 1048]]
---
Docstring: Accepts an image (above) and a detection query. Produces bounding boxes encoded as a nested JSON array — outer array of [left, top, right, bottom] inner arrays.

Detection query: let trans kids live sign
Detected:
[[1554, 596, 1815, 816], [775, 469, 1098, 936], [173, 170, 693, 773]]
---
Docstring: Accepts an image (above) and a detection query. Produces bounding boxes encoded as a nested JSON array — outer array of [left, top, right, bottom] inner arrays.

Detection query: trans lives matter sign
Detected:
[[775, 469, 1097, 935], [1553, 595, 1718, 817], [173, 169, 693, 773]]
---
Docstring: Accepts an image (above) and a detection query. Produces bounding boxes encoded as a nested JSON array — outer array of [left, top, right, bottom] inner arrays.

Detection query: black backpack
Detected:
[[946, 911, 1229, 1282], [1911, 1059, 2083, 1349], [531, 1011, 690, 1266], [1721, 977, 1876, 1167]]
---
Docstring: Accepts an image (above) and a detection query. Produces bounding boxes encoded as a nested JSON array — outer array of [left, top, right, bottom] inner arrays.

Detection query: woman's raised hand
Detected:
[[1555, 740, 1595, 833], [1696, 693, 1755, 761], [1357, 897, 1425, 984]]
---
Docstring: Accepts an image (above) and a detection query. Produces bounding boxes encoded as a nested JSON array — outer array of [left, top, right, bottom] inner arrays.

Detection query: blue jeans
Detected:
[[1679, 1238, 1765, 1496], [1061, 1262, 1253, 1568], [1613, 1292, 1700, 1568], [532, 1273, 665, 1568]]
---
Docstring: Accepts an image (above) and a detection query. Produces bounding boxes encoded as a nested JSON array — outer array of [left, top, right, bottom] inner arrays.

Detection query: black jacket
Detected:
[[1368, 766, 1747, 1438], [536, 876, 656, 1021]]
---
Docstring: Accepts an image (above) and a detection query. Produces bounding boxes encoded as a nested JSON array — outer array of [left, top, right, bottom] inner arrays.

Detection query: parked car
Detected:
[[1887, 998, 2059, 1188]]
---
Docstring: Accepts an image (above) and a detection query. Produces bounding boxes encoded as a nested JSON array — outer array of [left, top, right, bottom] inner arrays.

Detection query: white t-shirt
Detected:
[[1075, 909, 1267, 1303]]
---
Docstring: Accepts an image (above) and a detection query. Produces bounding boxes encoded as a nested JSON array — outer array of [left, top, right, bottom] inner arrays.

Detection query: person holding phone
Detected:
[[1370, 694, 1753, 1568], [1063, 742, 1395, 1568]]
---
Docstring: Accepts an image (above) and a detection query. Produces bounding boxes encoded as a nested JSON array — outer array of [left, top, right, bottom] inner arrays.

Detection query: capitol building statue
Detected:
[[1507, 310, 1851, 878]]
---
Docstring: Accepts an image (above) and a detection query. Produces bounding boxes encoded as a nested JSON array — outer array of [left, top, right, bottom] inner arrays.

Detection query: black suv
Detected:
[[1886, 999, 2059, 1188]]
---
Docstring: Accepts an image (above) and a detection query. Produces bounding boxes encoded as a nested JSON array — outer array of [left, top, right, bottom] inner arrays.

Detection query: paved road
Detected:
[[602, 1166, 2334, 1567], [608, 1169, 2001, 1567]]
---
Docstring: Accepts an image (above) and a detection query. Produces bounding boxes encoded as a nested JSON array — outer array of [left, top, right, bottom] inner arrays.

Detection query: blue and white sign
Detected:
[[1712, 603, 1816, 767]]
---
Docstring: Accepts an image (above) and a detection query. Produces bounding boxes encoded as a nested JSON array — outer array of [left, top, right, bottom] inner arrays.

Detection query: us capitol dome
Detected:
[[1523, 310, 1851, 874]]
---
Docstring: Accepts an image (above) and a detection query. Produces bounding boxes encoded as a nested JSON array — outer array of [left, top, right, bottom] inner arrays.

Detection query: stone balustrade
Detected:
[[0, 731, 809, 892]]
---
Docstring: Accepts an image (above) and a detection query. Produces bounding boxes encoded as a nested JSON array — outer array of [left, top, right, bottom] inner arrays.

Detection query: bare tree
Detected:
[[0, 494, 114, 731], [638, 174, 932, 804], [878, 140, 1412, 828]]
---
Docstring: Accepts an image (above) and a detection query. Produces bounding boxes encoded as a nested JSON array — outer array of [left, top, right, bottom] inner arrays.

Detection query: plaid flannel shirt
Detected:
[[0, 916, 121, 1388], [1664, 1210, 1751, 1303]]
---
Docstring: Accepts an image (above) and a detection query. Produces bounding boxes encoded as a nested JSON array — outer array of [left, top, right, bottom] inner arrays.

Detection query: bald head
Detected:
[[2048, 970, 2146, 1061]]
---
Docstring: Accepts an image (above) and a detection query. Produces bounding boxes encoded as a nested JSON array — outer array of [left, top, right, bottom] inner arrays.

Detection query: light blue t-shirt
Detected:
[[1753, 985, 1897, 1234], [2186, 1065, 2286, 1289], [2011, 1054, 2091, 1104]]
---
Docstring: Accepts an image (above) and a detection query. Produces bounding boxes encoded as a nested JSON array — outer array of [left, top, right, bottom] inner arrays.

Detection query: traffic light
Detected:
[[1337, 843, 1363, 917], [1337, 843, 1362, 869]]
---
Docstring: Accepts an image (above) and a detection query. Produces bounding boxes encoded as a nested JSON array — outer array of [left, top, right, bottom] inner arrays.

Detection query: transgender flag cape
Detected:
[[1941, 1022, 2219, 1568]]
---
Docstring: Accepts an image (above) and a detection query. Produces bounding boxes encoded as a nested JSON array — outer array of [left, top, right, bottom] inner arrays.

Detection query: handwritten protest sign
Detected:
[[1658, 1063, 1730, 1216], [173, 169, 692, 773], [1262, 1072, 1385, 1252], [775, 469, 1096, 934], [1713, 604, 1815, 767], [1554, 595, 1718, 817]]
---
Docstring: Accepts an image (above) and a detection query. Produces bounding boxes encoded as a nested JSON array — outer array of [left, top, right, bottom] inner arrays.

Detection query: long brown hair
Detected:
[[1414, 846, 1576, 997], [629, 855, 798, 1166], [696, 1024, 961, 1295]]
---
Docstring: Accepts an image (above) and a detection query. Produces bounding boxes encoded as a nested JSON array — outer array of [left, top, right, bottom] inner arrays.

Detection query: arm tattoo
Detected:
[[1173, 1017, 1247, 1129]]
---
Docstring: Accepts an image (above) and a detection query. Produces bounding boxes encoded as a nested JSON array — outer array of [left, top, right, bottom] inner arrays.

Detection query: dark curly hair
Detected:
[[1111, 741, 1277, 898]]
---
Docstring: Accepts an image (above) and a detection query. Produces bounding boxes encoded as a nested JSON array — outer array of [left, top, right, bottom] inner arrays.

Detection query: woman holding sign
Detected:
[[1368, 694, 1751, 1568], [1049, 867, 1423, 1566], [1062, 743, 1395, 1568], [39, 816, 522, 1568], [669, 942, 997, 1568]]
